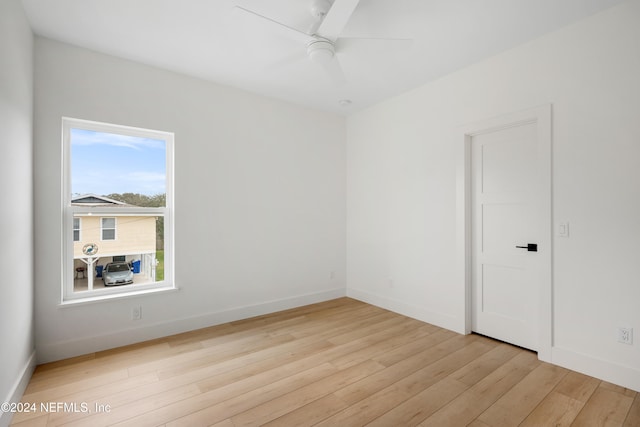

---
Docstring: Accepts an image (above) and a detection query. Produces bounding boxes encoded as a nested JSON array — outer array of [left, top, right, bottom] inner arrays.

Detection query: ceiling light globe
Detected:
[[307, 40, 335, 64]]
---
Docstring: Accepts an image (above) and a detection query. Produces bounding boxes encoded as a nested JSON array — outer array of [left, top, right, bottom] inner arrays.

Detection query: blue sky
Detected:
[[71, 128, 166, 196]]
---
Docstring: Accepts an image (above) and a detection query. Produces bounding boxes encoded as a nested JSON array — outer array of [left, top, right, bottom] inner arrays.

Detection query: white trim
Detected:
[[62, 117, 175, 303], [0, 352, 36, 427], [347, 287, 461, 333], [72, 207, 165, 216], [73, 216, 81, 242], [65, 278, 175, 302], [59, 285, 179, 307], [552, 346, 640, 392], [63, 116, 175, 142], [100, 216, 117, 241], [456, 104, 553, 361], [41, 288, 346, 363], [73, 251, 155, 259]]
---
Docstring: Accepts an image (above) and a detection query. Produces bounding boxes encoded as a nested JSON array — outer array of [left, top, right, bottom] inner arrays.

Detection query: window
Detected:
[[73, 217, 81, 242], [63, 117, 174, 302], [101, 217, 116, 240]]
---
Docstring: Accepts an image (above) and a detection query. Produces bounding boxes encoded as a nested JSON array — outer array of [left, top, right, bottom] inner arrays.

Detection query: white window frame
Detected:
[[62, 117, 175, 303], [101, 217, 117, 241], [73, 217, 81, 242]]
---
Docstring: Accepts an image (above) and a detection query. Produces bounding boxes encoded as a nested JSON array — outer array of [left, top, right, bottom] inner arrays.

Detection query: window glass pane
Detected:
[[73, 213, 165, 292], [66, 119, 172, 298], [71, 128, 166, 205], [101, 217, 116, 240], [73, 218, 80, 241]]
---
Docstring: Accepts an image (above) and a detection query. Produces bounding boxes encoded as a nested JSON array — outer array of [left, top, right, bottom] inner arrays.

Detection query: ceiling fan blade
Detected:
[[268, 51, 306, 71], [336, 37, 413, 54], [307, 19, 322, 37], [233, 6, 311, 44], [316, 0, 361, 42], [319, 56, 347, 86]]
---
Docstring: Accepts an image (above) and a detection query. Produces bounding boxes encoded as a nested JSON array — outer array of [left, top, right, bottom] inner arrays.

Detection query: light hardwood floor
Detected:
[[11, 298, 640, 426]]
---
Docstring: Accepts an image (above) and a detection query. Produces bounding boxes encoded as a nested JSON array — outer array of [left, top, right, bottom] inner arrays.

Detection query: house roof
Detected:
[[71, 194, 136, 207]]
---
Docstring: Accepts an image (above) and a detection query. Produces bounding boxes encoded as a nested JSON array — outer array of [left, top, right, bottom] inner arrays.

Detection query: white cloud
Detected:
[[71, 129, 165, 151]]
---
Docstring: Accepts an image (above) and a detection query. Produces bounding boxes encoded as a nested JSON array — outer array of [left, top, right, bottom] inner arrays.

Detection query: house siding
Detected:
[[73, 215, 157, 258]]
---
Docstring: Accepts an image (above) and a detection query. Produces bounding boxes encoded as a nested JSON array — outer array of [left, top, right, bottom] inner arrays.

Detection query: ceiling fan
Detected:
[[234, 0, 412, 85]]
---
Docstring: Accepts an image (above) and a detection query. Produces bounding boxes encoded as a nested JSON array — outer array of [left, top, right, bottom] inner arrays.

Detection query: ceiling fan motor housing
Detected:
[[307, 39, 335, 62]]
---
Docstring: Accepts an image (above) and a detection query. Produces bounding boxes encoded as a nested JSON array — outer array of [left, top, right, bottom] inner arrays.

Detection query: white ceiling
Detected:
[[21, 0, 625, 115]]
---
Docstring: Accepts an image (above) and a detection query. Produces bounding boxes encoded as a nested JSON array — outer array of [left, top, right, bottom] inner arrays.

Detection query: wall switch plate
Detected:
[[132, 306, 142, 321], [558, 222, 570, 237], [618, 327, 633, 345]]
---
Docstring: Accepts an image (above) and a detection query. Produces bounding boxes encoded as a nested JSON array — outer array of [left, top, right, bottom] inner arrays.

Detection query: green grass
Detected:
[[156, 250, 164, 281]]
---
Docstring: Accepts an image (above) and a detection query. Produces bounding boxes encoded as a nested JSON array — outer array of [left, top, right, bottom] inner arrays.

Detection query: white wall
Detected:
[[34, 38, 346, 362], [0, 0, 35, 425], [347, 0, 640, 391]]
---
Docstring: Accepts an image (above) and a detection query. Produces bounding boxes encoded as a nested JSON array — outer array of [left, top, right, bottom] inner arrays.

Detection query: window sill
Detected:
[[59, 285, 179, 307]]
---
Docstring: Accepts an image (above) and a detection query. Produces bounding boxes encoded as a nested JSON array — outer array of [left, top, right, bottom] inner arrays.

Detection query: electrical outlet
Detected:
[[132, 305, 142, 321], [618, 327, 633, 345]]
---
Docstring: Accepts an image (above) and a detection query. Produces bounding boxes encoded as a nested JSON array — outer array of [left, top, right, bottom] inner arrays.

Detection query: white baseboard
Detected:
[[0, 351, 36, 427], [347, 287, 462, 333], [37, 288, 346, 363], [552, 346, 640, 392], [36, 286, 639, 394]]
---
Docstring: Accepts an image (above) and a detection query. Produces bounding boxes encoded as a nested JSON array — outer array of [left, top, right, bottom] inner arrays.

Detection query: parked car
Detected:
[[103, 262, 134, 286]]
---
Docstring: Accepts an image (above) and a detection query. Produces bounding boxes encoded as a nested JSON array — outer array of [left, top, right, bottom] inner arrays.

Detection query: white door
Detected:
[[471, 121, 542, 351]]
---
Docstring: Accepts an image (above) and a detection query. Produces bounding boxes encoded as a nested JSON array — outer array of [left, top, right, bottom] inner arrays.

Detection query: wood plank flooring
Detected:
[[10, 298, 640, 426]]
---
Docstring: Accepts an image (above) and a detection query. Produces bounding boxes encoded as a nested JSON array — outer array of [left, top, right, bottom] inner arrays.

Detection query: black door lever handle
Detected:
[[516, 243, 538, 252]]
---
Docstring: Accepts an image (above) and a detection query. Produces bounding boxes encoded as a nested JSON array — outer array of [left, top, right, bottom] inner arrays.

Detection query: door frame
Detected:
[[456, 104, 553, 361]]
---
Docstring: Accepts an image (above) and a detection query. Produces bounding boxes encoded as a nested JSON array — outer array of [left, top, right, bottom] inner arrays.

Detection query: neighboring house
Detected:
[[72, 194, 158, 287]]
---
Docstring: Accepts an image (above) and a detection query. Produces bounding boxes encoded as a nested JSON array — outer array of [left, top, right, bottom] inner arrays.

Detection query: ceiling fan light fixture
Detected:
[[307, 39, 335, 63]]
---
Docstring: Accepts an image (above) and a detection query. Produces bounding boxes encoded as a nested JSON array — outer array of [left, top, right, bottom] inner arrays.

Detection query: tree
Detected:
[[104, 192, 165, 208]]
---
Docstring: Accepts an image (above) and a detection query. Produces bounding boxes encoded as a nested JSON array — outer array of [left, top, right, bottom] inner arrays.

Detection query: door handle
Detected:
[[516, 243, 538, 252]]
